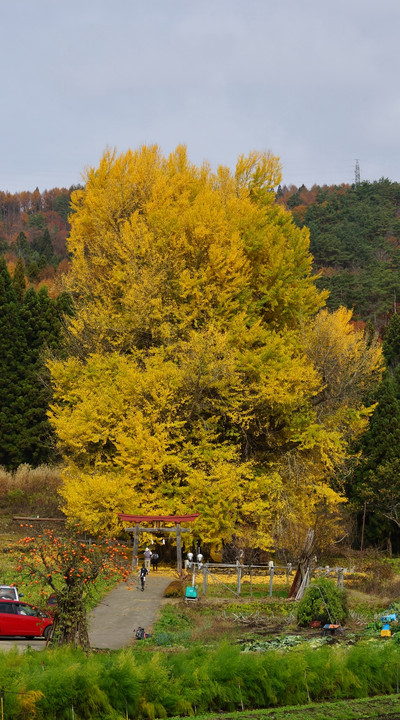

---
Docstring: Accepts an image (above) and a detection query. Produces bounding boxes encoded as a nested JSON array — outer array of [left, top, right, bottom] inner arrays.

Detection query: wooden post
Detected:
[[269, 566, 274, 597], [360, 500, 367, 563], [176, 523, 182, 574], [202, 564, 208, 595], [250, 564, 253, 599], [132, 523, 139, 569], [337, 568, 344, 590], [237, 564, 242, 595]]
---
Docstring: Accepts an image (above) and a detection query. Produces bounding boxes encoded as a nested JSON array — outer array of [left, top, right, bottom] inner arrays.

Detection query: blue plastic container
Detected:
[[185, 586, 198, 599]]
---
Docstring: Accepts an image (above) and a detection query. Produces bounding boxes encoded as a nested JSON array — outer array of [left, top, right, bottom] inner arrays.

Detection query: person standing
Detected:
[[139, 564, 148, 591], [151, 550, 159, 571], [144, 547, 152, 572]]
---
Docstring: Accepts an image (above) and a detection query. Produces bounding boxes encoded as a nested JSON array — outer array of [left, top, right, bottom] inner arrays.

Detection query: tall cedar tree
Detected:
[[0, 258, 33, 467], [31, 228, 56, 265], [48, 146, 382, 551], [0, 259, 68, 468], [13, 257, 26, 303], [383, 312, 400, 381], [350, 313, 400, 547]]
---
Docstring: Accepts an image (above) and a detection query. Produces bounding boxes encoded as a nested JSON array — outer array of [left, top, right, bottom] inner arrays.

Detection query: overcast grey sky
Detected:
[[1, 0, 399, 193]]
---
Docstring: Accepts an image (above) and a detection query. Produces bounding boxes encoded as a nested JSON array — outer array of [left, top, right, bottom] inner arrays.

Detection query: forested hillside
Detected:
[[0, 186, 73, 290], [279, 179, 400, 327]]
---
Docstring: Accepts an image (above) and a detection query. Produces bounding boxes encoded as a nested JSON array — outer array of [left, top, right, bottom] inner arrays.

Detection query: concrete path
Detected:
[[88, 571, 172, 650]]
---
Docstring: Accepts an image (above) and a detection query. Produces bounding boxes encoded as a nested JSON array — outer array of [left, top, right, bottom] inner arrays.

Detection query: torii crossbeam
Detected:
[[118, 514, 200, 573]]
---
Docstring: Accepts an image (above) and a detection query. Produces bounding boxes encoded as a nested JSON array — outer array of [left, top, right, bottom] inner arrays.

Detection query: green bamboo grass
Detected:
[[0, 640, 399, 718]]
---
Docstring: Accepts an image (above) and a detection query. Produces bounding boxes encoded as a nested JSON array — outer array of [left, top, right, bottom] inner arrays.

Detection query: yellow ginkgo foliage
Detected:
[[48, 146, 383, 552]]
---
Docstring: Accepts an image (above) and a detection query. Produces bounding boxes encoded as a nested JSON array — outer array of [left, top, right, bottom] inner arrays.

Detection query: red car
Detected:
[[0, 599, 53, 640]]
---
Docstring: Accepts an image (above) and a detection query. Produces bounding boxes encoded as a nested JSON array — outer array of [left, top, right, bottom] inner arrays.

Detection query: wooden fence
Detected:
[[186, 562, 352, 598]]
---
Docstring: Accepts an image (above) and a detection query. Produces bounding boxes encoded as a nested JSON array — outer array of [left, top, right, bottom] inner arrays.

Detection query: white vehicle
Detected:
[[0, 586, 22, 601]]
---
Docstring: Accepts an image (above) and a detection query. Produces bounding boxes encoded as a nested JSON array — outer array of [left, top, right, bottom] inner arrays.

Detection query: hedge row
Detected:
[[1, 640, 399, 719]]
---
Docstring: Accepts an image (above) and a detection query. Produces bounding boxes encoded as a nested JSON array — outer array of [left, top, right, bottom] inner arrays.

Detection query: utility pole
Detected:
[[355, 159, 361, 186]]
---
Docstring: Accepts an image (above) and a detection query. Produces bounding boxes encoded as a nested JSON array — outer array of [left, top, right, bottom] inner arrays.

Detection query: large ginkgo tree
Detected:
[[48, 146, 383, 552]]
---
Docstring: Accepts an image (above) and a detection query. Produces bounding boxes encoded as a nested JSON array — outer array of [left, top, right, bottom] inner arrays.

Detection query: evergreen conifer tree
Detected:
[[383, 312, 400, 387], [15, 231, 29, 260], [358, 373, 400, 470], [0, 258, 31, 467], [19, 287, 62, 465], [0, 258, 69, 469], [13, 257, 26, 304], [31, 228, 55, 264], [350, 313, 400, 547]]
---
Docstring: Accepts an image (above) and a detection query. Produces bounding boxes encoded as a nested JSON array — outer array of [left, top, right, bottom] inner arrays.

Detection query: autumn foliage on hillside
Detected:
[[47, 146, 383, 555], [0, 186, 73, 295]]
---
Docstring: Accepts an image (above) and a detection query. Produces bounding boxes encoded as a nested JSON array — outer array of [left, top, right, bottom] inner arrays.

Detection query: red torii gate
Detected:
[[118, 513, 200, 573]]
